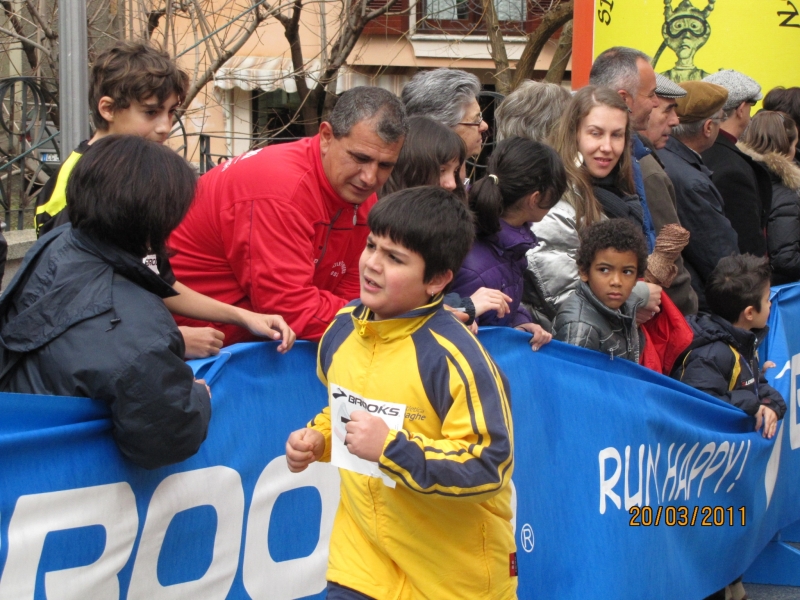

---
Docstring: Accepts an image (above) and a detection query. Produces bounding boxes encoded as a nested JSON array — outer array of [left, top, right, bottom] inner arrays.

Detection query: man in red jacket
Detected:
[[169, 87, 407, 342]]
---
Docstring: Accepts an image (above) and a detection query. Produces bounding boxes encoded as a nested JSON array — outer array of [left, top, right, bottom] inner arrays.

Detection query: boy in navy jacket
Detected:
[[673, 254, 786, 438]]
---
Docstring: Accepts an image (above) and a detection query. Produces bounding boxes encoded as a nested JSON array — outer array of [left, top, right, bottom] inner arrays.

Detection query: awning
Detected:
[[214, 56, 410, 95], [214, 56, 323, 94]]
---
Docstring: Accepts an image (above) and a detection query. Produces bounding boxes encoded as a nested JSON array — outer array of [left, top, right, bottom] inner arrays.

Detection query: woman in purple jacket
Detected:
[[452, 137, 567, 349]]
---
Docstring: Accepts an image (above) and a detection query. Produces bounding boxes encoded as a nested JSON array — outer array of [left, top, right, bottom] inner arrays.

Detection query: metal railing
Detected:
[[0, 77, 60, 231]]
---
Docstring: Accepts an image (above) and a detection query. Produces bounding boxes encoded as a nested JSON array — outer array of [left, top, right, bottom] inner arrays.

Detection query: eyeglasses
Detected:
[[458, 113, 484, 127]]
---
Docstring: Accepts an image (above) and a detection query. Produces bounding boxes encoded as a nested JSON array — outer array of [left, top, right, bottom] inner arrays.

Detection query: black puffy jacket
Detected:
[[672, 313, 786, 419], [0, 226, 211, 469], [738, 143, 800, 285]]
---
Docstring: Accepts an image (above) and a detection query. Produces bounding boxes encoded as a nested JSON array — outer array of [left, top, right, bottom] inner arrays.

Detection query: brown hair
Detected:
[[742, 111, 798, 157], [763, 87, 800, 131], [381, 115, 466, 201], [552, 85, 634, 229], [89, 41, 189, 131]]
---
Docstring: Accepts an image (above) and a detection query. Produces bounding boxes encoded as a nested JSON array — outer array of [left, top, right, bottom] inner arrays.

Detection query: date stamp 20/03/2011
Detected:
[[629, 505, 746, 527]]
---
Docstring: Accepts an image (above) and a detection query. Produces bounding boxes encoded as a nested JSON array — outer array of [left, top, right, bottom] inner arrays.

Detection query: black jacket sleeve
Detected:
[[677, 345, 762, 416], [109, 330, 211, 469], [679, 182, 740, 282], [767, 185, 800, 283]]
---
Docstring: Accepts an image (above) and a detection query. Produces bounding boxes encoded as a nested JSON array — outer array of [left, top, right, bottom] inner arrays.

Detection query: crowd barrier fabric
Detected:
[[2, 288, 800, 598]]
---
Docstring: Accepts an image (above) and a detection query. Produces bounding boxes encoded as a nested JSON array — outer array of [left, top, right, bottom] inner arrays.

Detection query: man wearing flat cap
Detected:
[[659, 80, 739, 309], [636, 74, 698, 315], [701, 70, 773, 257]]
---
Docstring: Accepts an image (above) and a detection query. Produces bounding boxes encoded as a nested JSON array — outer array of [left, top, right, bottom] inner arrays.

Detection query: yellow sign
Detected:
[[580, 0, 800, 98]]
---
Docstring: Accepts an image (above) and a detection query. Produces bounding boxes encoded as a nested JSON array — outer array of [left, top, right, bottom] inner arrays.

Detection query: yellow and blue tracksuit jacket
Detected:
[[309, 298, 517, 600]]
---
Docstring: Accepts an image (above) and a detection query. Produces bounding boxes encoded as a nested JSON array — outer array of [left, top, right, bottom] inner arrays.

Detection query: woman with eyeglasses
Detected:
[[740, 111, 800, 284], [401, 68, 489, 168]]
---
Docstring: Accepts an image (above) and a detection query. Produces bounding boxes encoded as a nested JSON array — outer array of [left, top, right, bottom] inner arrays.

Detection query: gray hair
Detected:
[[401, 68, 481, 128], [328, 86, 408, 143], [496, 81, 572, 142], [672, 109, 724, 139], [589, 47, 651, 95]]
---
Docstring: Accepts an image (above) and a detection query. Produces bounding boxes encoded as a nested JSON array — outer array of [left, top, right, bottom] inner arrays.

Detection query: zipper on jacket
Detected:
[[316, 208, 343, 268]]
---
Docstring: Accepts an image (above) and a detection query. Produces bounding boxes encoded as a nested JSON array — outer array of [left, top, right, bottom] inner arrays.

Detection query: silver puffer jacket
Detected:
[[522, 193, 648, 330]]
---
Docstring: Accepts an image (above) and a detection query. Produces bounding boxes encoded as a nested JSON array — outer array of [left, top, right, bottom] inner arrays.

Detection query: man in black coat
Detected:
[[701, 70, 772, 256], [659, 81, 739, 310]]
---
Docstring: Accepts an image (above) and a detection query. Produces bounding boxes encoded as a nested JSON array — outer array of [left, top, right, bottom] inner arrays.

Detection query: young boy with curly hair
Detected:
[[286, 186, 517, 600], [553, 218, 650, 362], [673, 254, 786, 438]]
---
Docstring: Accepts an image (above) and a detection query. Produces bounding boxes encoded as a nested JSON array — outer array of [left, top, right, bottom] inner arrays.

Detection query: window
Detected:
[[418, 0, 548, 35]]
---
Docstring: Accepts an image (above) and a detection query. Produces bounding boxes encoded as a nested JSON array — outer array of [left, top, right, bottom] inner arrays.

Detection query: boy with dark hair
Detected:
[[286, 186, 517, 600], [36, 41, 188, 235], [33, 40, 295, 359], [673, 254, 786, 439], [553, 219, 649, 362]]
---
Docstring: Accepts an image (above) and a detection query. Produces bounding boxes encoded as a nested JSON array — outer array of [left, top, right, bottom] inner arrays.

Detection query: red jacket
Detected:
[[169, 136, 374, 343]]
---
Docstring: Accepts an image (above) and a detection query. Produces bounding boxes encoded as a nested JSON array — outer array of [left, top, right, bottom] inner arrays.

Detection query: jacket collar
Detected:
[[310, 134, 373, 220], [350, 296, 443, 342], [688, 312, 767, 358], [738, 142, 800, 191], [632, 134, 652, 161], [575, 280, 640, 326], [663, 136, 712, 176], [486, 220, 538, 261], [72, 229, 177, 299]]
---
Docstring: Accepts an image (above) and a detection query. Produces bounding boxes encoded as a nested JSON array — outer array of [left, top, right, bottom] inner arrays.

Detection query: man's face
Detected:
[[103, 92, 180, 144], [319, 118, 404, 205], [644, 96, 680, 149], [453, 98, 488, 158], [626, 59, 659, 131]]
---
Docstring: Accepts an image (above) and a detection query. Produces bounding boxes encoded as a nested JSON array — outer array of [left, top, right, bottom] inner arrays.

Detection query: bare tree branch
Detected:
[[512, 0, 572, 88], [22, 0, 56, 40], [543, 17, 571, 84], [182, 3, 267, 108], [481, 0, 511, 95]]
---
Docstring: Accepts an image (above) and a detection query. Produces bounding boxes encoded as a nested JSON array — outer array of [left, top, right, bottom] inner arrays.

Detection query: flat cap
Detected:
[[655, 74, 687, 99], [676, 81, 728, 123], [703, 70, 762, 110]]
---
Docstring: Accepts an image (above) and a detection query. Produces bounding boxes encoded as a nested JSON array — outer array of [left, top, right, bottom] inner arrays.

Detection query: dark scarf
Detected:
[[592, 173, 644, 228]]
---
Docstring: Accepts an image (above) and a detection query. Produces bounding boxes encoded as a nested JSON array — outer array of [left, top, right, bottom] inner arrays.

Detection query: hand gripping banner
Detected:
[[1, 293, 799, 598]]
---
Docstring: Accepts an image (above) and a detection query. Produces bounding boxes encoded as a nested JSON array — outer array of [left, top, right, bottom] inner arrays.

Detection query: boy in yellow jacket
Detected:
[[286, 186, 517, 599]]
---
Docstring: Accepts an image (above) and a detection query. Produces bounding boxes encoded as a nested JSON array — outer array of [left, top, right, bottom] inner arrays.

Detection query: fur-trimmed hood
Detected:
[[738, 142, 800, 191]]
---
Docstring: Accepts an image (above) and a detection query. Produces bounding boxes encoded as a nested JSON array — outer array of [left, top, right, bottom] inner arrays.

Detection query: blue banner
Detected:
[[1, 289, 800, 598]]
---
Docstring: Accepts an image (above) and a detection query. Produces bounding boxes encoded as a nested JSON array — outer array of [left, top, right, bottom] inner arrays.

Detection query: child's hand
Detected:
[[762, 361, 777, 375], [471, 288, 512, 319], [180, 326, 225, 359], [344, 411, 390, 462], [515, 322, 552, 351], [239, 311, 297, 353], [286, 428, 325, 472], [195, 378, 212, 399], [755, 405, 779, 439]]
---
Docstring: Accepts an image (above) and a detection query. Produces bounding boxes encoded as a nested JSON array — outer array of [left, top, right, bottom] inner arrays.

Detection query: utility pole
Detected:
[[58, 0, 90, 153]]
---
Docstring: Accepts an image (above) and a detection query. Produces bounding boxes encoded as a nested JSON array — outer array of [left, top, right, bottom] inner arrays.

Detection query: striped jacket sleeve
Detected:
[[378, 322, 514, 502], [306, 306, 356, 462]]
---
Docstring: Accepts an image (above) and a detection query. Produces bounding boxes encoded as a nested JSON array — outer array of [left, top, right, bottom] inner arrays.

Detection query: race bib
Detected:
[[330, 385, 405, 488]]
